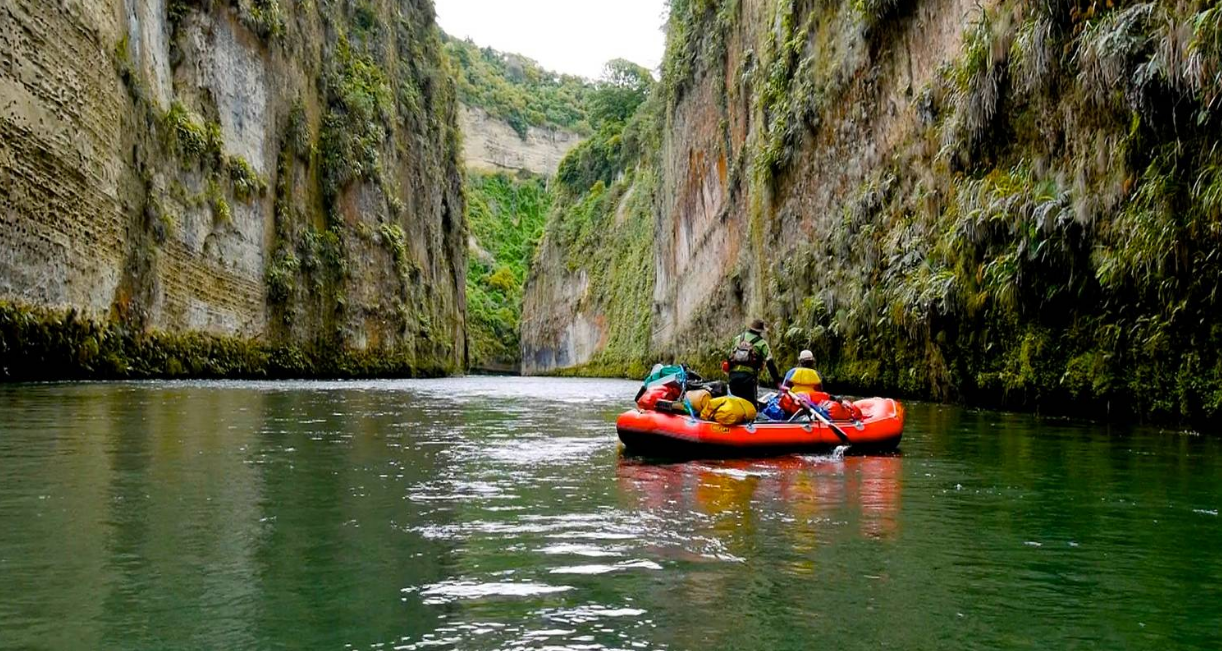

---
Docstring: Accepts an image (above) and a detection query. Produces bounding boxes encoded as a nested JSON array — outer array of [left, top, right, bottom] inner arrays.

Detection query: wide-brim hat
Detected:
[[749, 318, 767, 332]]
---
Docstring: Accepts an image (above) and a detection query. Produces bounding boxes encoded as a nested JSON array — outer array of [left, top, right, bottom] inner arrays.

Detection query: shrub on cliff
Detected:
[[443, 34, 593, 138], [466, 173, 551, 369]]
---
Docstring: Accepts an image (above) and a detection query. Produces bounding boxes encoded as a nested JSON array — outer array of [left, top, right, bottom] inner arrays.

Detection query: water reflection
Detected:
[[616, 454, 902, 543], [2, 380, 1221, 651]]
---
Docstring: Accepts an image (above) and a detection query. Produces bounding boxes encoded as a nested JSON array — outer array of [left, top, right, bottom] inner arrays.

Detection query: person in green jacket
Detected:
[[726, 318, 781, 404]]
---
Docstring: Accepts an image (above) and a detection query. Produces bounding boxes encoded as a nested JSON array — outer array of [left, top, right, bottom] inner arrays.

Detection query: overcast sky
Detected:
[[435, 0, 669, 80]]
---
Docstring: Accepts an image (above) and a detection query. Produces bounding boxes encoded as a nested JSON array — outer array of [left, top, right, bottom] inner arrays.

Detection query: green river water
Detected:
[[1, 377, 1219, 650]]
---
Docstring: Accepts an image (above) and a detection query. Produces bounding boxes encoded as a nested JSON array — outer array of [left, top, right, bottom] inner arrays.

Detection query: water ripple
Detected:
[[407, 580, 574, 605]]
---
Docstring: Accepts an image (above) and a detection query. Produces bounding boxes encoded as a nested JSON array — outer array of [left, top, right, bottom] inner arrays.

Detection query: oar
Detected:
[[785, 389, 852, 445]]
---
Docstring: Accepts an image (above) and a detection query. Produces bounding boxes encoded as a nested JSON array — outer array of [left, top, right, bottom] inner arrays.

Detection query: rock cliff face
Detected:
[[0, 0, 466, 377], [452, 41, 593, 373], [459, 105, 581, 175], [520, 160, 658, 378], [652, 0, 985, 354], [523, 0, 1222, 422]]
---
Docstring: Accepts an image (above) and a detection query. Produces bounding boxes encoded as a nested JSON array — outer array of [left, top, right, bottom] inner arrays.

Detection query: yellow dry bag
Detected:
[[700, 396, 758, 426]]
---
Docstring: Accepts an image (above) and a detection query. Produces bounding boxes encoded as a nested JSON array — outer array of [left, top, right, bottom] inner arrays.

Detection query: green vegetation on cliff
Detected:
[[169, 0, 285, 41], [528, 0, 1222, 423], [38, 0, 468, 381], [257, 0, 466, 373], [463, 58, 651, 370], [544, 167, 659, 379], [527, 60, 660, 377], [767, 0, 1221, 421], [319, 36, 397, 216], [762, 0, 1222, 422], [466, 172, 552, 369], [443, 33, 593, 137], [0, 302, 452, 380]]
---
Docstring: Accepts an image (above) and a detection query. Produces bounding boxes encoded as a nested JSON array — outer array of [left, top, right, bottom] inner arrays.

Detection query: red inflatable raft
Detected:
[[617, 397, 904, 458]]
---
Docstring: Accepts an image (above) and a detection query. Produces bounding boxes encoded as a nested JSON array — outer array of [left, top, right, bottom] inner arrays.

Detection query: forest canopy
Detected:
[[442, 33, 595, 138]]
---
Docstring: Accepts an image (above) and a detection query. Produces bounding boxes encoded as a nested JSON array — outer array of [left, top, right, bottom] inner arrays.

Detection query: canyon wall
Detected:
[[449, 36, 594, 373], [459, 105, 582, 175], [0, 0, 466, 378], [523, 0, 1222, 422]]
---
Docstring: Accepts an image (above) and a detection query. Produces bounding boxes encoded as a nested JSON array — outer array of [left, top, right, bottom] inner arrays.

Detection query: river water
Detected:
[[0, 377, 1219, 650]]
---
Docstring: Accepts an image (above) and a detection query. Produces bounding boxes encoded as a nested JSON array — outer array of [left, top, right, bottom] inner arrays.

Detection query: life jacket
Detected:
[[700, 395, 758, 426], [787, 367, 822, 395], [728, 331, 764, 373]]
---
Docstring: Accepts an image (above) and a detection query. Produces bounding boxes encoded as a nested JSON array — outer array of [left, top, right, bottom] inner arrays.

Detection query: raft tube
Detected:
[[617, 397, 904, 459]]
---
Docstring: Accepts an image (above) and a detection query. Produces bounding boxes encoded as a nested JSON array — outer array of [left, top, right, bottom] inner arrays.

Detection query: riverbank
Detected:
[[5, 297, 1211, 428], [0, 301, 457, 381], [537, 354, 1218, 430]]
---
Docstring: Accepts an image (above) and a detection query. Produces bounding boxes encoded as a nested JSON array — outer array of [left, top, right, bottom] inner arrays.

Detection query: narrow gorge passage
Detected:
[[3, 1, 1222, 649]]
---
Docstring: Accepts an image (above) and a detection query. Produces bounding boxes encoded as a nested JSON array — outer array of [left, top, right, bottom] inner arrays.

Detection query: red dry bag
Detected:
[[637, 384, 680, 411]]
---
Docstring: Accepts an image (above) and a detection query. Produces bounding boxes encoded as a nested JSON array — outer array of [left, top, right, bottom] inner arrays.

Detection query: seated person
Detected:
[[782, 350, 824, 396]]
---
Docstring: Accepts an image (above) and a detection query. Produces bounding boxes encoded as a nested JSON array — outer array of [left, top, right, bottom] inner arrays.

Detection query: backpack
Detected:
[[728, 334, 761, 368], [760, 395, 789, 421]]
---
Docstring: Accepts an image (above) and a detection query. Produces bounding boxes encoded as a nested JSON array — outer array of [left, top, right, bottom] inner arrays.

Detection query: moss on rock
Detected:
[[0, 301, 452, 380], [523, 0, 1222, 425]]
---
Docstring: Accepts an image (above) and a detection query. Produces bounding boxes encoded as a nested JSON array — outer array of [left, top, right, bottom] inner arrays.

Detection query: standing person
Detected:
[[726, 318, 781, 404], [782, 349, 824, 396]]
